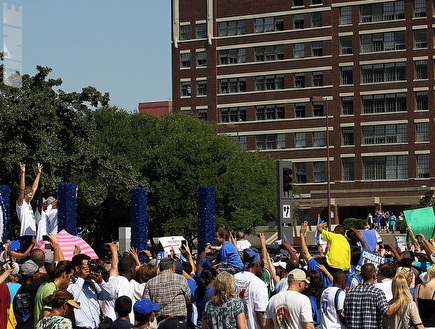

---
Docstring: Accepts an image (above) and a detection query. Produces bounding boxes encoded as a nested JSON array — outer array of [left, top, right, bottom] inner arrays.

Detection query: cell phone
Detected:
[[42, 235, 49, 241], [417, 235, 423, 243], [384, 244, 391, 251], [45, 243, 52, 250]]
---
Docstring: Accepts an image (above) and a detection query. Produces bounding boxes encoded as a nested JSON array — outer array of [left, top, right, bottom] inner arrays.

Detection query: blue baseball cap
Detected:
[[133, 298, 160, 317]]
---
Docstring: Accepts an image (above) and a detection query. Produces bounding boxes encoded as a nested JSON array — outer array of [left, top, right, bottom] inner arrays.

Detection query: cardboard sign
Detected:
[[158, 236, 186, 254], [404, 207, 435, 241]]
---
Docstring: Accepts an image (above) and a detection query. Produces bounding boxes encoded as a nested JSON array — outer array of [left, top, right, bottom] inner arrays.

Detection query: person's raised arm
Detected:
[[259, 232, 279, 284], [129, 247, 141, 271], [351, 228, 369, 250], [406, 226, 421, 252], [300, 221, 312, 261], [317, 221, 327, 233], [31, 163, 43, 196], [281, 240, 298, 260], [49, 233, 64, 262], [180, 242, 196, 274], [417, 233, 435, 256], [386, 242, 402, 262], [108, 242, 119, 277], [17, 162, 26, 206], [11, 237, 35, 260]]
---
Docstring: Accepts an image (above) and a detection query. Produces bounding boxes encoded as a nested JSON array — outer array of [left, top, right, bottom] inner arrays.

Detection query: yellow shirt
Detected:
[[321, 230, 351, 271]]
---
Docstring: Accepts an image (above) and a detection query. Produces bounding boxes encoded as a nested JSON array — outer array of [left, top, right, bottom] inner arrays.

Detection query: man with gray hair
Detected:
[[143, 257, 193, 329]]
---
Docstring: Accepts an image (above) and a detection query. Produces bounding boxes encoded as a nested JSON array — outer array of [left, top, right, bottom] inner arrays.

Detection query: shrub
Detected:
[[343, 218, 366, 230]]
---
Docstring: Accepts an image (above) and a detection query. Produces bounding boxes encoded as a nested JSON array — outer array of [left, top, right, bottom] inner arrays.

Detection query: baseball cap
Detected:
[[44, 251, 54, 264], [67, 299, 80, 309], [46, 197, 56, 205], [272, 261, 287, 269], [20, 259, 39, 277], [199, 258, 211, 269], [289, 268, 310, 284], [133, 298, 160, 317]]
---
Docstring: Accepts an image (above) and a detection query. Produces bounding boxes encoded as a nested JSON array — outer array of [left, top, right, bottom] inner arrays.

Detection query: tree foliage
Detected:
[[0, 65, 277, 246]]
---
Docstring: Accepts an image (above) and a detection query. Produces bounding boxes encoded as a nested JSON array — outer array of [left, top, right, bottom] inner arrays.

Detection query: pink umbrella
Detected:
[[35, 229, 98, 260]]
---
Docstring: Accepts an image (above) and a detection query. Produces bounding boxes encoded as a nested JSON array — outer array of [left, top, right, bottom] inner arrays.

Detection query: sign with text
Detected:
[[356, 248, 386, 271]]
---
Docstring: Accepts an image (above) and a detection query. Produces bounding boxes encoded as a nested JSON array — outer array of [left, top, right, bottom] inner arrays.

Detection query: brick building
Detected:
[[171, 0, 435, 223]]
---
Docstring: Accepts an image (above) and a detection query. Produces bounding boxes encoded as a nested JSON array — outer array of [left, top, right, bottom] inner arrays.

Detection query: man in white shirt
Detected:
[[16, 162, 42, 253], [263, 268, 314, 329], [101, 255, 137, 323], [235, 248, 268, 329], [319, 270, 347, 329]]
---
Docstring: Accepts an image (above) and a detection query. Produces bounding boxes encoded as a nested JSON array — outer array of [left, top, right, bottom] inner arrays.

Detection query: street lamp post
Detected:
[[311, 96, 331, 230]]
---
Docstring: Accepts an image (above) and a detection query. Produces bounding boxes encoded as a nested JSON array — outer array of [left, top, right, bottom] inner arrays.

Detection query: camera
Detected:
[[42, 235, 49, 241], [88, 260, 105, 273]]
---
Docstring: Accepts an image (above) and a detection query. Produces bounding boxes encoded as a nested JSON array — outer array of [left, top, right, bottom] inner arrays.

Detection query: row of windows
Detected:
[[340, 29, 429, 55], [340, 0, 427, 25], [181, 43, 323, 69], [277, 154, 428, 183], [341, 60, 428, 84], [181, 12, 326, 41]]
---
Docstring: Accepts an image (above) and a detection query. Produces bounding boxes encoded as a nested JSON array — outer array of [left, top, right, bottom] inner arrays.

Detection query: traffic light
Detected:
[[283, 167, 292, 192]]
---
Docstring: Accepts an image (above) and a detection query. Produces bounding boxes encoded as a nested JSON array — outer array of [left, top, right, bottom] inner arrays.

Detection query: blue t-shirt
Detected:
[[220, 241, 243, 271], [307, 258, 332, 288]]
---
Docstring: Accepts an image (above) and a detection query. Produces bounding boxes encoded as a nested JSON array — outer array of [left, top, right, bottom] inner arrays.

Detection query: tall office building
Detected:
[[171, 0, 434, 222]]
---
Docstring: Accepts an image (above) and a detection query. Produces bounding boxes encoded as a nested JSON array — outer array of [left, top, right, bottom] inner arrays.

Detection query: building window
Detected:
[[255, 16, 284, 33], [295, 103, 306, 117], [361, 1, 405, 22], [342, 127, 354, 145], [416, 122, 429, 142], [237, 136, 247, 150], [341, 97, 354, 115], [256, 134, 285, 150], [294, 0, 304, 6], [197, 80, 207, 96], [415, 60, 428, 79], [312, 41, 323, 56], [342, 158, 355, 181], [294, 14, 304, 29], [414, 0, 426, 17], [340, 36, 352, 54], [362, 124, 407, 144], [256, 105, 285, 120], [220, 107, 246, 123], [196, 51, 207, 67], [341, 67, 353, 84], [361, 62, 406, 83], [219, 20, 245, 36], [294, 43, 305, 58], [294, 73, 305, 88], [416, 91, 428, 110], [296, 163, 307, 183], [196, 23, 206, 39], [181, 81, 191, 97], [219, 49, 246, 64], [312, 0, 322, 4], [313, 103, 324, 116], [255, 45, 284, 61], [313, 131, 325, 147], [417, 154, 430, 178], [362, 93, 406, 113], [361, 31, 405, 53], [180, 25, 190, 40], [295, 132, 306, 148], [414, 30, 427, 48], [364, 155, 408, 180], [313, 162, 325, 182], [312, 72, 323, 86], [311, 12, 322, 27], [340, 6, 352, 25], [255, 75, 284, 90], [219, 78, 246, 94], [180, 53, 190, 68], [197, 109, 207, 120]]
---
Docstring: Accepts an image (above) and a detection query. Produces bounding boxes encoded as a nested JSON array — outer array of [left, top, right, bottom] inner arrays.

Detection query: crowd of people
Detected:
[[6, 162, 435, 329]]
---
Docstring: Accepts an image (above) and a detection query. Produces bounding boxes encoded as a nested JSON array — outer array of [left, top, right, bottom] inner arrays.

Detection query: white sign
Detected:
[[158, 236, 186, 254], [283, 205, 291, 219]]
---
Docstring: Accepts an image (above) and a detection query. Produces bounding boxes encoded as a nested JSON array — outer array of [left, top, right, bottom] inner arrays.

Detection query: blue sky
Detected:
[[4, 1, 172, 112]]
